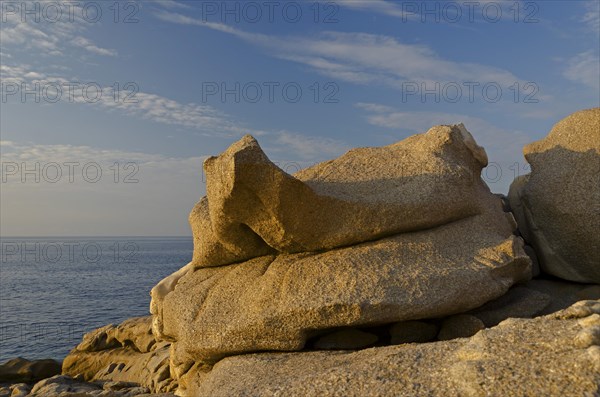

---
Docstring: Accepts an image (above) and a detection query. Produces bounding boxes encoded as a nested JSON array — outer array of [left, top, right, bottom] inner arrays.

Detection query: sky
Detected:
[[0, 0, 599, 236]]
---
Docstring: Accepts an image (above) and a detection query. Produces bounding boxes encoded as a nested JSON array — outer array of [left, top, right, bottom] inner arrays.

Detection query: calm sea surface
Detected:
[[0, 237, 191, 362]]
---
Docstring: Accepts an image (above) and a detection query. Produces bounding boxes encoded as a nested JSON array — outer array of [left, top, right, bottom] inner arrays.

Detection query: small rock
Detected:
[[9, 383, 30, 397], [586, 345, 600, 371], [0, 358, 61, 383], [438, 315, 485, 341], [103, 380, 142, 391], [556, 300, 600, 319], [578, 314, 600, 328], [313, 329, 378, 350], [30, 375, 102, 396], [573, 326, 600, 349], [469, 286, 550, 327], [389, 321, 438, 344]]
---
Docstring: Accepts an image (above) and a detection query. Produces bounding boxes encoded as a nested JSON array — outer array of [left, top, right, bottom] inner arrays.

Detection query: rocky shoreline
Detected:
[[2, 108, 598, 396]]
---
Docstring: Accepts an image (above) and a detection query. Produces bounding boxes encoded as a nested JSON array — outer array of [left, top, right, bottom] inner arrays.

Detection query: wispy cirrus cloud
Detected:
[[152, 0, 194, 10], [327, 0, 528, 23], [0, 1, 117, 57], [336, 0, 417, 20], [1, 61, 347, 162], [583, 0, 600, 33], [265, 130, 351, 161], [154, 10, 523, 91], [72, 37, 118, 57], [563, 2, 600, 91], [563, 50, 600, 91], [0, 61, 258, 137]]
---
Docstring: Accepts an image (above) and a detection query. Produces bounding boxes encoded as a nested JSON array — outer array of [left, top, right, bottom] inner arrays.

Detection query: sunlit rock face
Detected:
[[509, 108, 600, 283], [150, 124, 531, 373]]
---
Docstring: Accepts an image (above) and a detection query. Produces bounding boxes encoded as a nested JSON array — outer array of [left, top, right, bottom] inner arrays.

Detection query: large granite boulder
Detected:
[[194, 124, 489, 267], [177, 300, 600, 396], [150, 125, 531, 375], [509, 108, 600, 283]]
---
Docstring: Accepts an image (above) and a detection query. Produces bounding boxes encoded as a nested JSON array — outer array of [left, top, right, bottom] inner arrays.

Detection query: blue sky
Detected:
[[1, 0, 599, 236]]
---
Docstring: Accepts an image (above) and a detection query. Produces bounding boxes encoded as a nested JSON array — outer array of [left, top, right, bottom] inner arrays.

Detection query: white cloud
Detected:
[[266, 131, 351, 161], [337, 0, 417, 20], [0, 1, 117, 58], [155, 11, 523, 91], [339, 0, 526, 23], [0, 61, 261, 137], [72, 37, 118, 57], [583, 0, 600, 33], [1, 61, 347, 165], [564, 50, 600, 91], [152, 0, 194, 10]]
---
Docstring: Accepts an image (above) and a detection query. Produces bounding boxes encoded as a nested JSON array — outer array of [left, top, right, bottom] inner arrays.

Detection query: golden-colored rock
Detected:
[[509, 108, 600, 283], [151, 125, 530, 372], [178, 300, 600, 397], [195, 124, 489, 267]]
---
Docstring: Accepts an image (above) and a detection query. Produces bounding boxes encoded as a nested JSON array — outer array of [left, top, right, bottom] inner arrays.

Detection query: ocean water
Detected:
[[0, 237, 192, 362]]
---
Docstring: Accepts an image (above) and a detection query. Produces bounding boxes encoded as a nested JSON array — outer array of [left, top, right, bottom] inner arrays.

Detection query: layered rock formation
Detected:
[[177, 300, 600, 396], [509, 108, 600, 283], [192, 125, 490, 267], [56, 282, 600, 396], [61, 317, 176, 394], [48, 116, 599, 396], [150, 124, 531, 376]]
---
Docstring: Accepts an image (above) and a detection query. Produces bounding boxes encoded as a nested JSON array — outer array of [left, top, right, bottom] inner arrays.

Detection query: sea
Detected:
[[0, 236, 192, 362]]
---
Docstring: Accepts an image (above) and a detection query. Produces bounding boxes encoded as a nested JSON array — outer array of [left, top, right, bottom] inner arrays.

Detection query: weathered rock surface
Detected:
[[75, 316, 156, 354], [176, 300, 600, 397], [150, 125, 531, 374], [69, 279, 600, 394], [0, 358, 60, 383], [62, 317, 176, 394], [160, 211, 530, 369], [195, 124, 490, 267], [26, 375, 175, 396], [50, 116, 600, 397], [509, 108, 600, 283], [0, 376, 176, 397]]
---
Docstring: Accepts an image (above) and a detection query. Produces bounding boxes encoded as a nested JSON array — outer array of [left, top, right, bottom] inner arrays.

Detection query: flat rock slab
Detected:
[[178, 300, 600, 397], [159, 205, 530, 368]]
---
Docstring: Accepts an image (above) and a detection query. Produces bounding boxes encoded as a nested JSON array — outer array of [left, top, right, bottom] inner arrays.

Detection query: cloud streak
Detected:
[[155, 10, 523, 92], [564, 50, 600, 91], [0, 1, 117, 57]]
